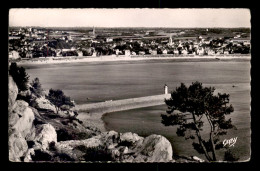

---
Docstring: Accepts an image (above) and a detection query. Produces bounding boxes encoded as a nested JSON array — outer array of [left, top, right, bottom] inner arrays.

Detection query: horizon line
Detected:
[[9, 26, 251, 28]]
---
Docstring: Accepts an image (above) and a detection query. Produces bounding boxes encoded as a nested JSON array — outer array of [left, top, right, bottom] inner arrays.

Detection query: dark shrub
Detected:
[[56, 128, 71, 141], [27, 141, 35, 148], [77, 132, 90, 140], [33, 118, 46, 126], [9, 62, 29, 92], [16, 93, 32, 104], [30, 77, 44, 97], [47, 89, 75, 114], [45, 113, 60, 119], [31, 150, 53, 161], [78, 120, 83, 124], [20, 156, 25, 161], [118, 140, 133, 147], [57, 128, 92, 141], [49, 141, 56, 151], [61, 120, 69, 125], [224, 149, 239, 161], [53, 153, 75, 161], [76, 145, 115, 162]]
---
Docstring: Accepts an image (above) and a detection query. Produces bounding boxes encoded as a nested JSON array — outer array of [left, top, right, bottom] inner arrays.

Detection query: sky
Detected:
[[9, 8, 251, 28]]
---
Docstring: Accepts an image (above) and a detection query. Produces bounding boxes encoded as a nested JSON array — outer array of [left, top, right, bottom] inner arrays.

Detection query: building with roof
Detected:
[[9, 50, 20, 59], [125, 50, 131, 57]]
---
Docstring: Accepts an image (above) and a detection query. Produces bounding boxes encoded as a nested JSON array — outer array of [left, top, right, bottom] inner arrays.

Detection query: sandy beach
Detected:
[[75, 94, 171, 132], [14, 54, 251, 66]]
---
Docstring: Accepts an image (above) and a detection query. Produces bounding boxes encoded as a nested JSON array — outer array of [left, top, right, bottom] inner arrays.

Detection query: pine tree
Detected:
[[161, 81, 235, 161], [47, 89, 74, 113]]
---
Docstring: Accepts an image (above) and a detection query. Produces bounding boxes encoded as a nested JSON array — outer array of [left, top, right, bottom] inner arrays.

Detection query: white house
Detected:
[[197, 48, 205, 55], [125, 50, 131, 57], [224, 50, 229, 55], [106, 38, 113, 42], [243, 41, 250, 46], [131, 51, 136, 55], [9, 50, 20, 59], [204, 40, 211, 44], [77, 50, 83, 56], [189, 45, 193, 50], [61, 49, 72, 52], [151, 50, 157, 55], [181, 49, 188, 55], [139, 51, 145, 55], [207, 50, 215, 55], [173, 49, 179, 54], [26, 52, 33, 58], [193, 44, 199, 48], [9, 36, 20, 40], [162, 49, 168, 54], [115, 49, 120, 55], [92, 51, 97, 57]]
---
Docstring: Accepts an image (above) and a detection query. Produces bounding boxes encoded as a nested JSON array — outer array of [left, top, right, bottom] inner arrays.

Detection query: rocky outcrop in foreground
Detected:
[[8, 74, 204, 163], [53, 131, 172, 162]]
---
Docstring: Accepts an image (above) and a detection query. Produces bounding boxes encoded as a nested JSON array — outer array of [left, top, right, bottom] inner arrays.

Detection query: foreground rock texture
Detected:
[[8, 76, 18, 113], [53, 131, 173, 162], [8, 74, 203, 163], [10, 100, 35, 139], [8, 99, 36, 161], [8, 75, 100, 162], [31, 97, 57, 113], [9, 132, 28, 162], [34, 124, 57, 150]]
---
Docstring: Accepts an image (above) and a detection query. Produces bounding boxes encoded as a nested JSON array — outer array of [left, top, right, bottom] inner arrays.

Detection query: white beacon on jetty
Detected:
[[164, 84, 168, 94]]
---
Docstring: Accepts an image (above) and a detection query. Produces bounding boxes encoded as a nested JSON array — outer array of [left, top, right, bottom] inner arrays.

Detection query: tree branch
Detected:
[[192, 112, 212, 161], [205, 112, 217, 161]]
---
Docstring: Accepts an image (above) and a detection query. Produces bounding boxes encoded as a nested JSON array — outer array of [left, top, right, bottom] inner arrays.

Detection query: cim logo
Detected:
[[223, 137, 238, 147]]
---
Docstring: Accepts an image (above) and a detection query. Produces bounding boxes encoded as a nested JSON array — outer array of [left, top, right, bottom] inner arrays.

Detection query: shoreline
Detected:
[[13, 55, 251, 66], [75, 94, 171, 132]]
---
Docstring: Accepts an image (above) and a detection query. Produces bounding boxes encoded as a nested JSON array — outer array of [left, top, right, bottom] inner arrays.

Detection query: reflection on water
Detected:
[[23, 60, 251, 161]]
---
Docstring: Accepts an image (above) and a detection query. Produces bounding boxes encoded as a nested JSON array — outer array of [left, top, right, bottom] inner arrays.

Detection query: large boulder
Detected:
[[34, 124, 57, 150], [31, 97, 57, 113], [9, 100, 35, 139], [8, 75, 18, 113], [54, 131, 118, 160], [54, 131, 173, 162], [119, 132, 144, 145], [128, 134, 173, 162], [54, 132, 106, 160], [99, 130, 119, 147], [9, 132, 28, 162]]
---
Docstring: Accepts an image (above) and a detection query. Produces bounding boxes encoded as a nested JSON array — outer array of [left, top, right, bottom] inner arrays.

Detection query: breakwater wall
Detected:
[[75, 94, 171, 131]]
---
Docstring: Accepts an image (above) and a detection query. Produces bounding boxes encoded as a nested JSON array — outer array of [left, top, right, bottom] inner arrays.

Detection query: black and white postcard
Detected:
[[8, 8, 251, 163]]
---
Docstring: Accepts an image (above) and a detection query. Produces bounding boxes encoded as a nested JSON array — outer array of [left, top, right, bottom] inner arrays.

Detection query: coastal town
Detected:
[[8, 27, 251, 60], [8, 9, 252, 164]]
